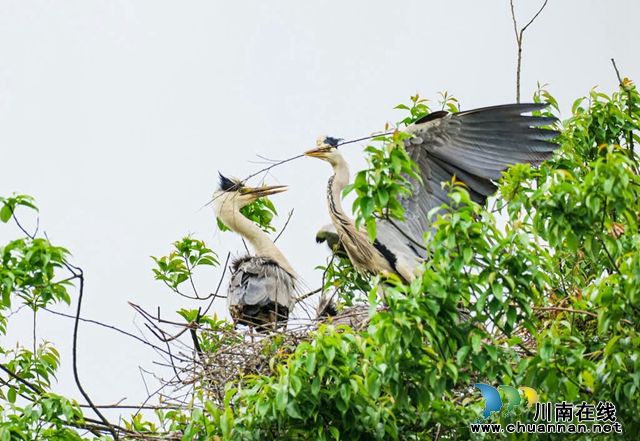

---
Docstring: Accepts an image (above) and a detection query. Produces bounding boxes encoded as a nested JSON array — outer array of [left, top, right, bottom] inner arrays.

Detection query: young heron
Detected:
[[305, 103, 560, 283], [213, 173, 297, 333]]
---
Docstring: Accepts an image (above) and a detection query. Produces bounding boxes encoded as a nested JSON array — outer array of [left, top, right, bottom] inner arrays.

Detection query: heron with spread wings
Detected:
[[212, 173, 297, 333], [306, 103, 560, 284]]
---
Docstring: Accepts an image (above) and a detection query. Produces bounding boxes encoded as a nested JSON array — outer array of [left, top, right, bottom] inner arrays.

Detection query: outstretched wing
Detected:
[[398, 103, 560, 239]]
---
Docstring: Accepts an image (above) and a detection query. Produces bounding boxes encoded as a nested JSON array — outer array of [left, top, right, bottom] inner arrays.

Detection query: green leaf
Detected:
[[7, 387, 15, 404], [462, 247, 472, 263], [604, 335, 621, 357], [305, 352, 317, 374], [471, 333, 482, 353], [565, 231, 579, 253], [365, 218, 377, 242], [457, 345, 471, 365], [360, 196, 375, 219], [0, 204, 12, 223], [377, 187, 389, 208], [311, 375, 321, 397], [366, 371, 380, 399], [286, 401, 302, 419], [540, 339, 553, 363], [275, 387, 288, 411]]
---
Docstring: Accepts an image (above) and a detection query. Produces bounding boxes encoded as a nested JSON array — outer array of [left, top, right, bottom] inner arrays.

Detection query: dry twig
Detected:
[[509, 0, 550, 102]]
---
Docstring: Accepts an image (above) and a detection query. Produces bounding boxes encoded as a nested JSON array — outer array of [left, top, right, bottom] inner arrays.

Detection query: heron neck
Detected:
[[222, 210, 296, 277], [328, 155, 352, 221]]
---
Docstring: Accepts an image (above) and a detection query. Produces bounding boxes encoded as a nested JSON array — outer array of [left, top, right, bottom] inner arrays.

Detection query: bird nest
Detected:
[[138, 300, 562, 410], [190, 329, 305, 405], [145, 305, 370, 408]]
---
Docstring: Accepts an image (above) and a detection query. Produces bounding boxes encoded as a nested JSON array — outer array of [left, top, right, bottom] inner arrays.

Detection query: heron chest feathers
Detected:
[[337, 227, 395, 276]]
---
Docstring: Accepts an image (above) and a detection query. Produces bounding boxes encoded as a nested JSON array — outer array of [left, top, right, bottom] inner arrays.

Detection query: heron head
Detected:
[[304, 136, 344, 165], [213, 173, 287, 211]]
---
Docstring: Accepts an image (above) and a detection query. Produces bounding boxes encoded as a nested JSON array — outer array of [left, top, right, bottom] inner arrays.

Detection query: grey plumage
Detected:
[[212, 173, 297, 333], [315, 223, 345, 255], [397, 103, 559, 243], [227, 256, 297, 332], [307, 103, 560, 282]]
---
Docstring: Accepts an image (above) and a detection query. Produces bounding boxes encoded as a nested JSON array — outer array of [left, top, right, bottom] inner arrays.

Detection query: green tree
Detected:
[[1, 79, 639, 440]]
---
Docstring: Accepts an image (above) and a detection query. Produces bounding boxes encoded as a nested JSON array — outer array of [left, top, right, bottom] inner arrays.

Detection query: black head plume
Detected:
[[218, 172, 244, 192], [323, 136, 343, 147]]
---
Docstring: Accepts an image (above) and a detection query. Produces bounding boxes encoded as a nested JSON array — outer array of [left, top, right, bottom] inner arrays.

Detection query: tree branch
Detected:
[[273, 208, 295, 244], [43, 307, 177, 359], [295, 287, 322, 304], [0, 364, 43, 395], [66, 265, 119, 440], [202, 132, 393, 213], [509, 0, 549, 103], [202, 252, 231, 317], [611, 58, 636, 166], [534, 306, 633, 325]]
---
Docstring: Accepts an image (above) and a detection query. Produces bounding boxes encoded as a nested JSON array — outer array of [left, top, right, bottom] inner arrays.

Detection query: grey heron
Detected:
[[305, 103, 560, 284], [213, 173, 297, 333]]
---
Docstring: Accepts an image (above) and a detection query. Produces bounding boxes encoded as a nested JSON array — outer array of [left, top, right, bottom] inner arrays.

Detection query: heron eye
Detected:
[[239, 187, 248, 194]]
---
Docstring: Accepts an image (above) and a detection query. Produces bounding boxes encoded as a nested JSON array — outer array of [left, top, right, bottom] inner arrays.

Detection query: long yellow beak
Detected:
[[304, 147, 330, 158], [245, 184, 288, 198]]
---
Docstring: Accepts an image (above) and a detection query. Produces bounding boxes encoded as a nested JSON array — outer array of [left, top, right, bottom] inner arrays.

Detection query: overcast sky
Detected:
[[1, 0, 639, 421]]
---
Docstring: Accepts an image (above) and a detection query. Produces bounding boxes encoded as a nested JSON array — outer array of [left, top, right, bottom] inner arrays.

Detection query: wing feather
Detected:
[[227, 256, 297, 330], [387, 103, 559, 243]]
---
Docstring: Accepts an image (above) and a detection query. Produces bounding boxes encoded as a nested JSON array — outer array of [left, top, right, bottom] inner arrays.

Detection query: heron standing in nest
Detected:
[[213, 173, 297, 333], [306, 103, 560, 284]]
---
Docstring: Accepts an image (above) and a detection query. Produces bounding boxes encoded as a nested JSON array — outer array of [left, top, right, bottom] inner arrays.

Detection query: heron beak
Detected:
[[245, 184, 288, 199], [304, 147, 329, 158]]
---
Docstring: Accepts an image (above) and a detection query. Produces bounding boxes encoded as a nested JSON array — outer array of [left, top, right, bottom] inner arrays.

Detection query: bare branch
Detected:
[[67, 266, 119, 440], [201, 132, 394, 213], [239, 133, 392, 186], [521, 0, 549, 34], [9, 206, 39, 239], [0, 364, 43, 395], [295, 287, 322, 304], [611, 58, 636, 165], [202, 252, 231, 317], [510, 0, 550, 102], [509, 0, 519, 42], [533, 306, 632, 325], [43, 308, 176, 359], [273, 208, 295, 244]]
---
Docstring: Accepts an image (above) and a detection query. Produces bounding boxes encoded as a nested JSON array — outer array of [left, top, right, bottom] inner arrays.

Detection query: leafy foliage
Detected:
[[0, 197, 87, 439], [204, 84, 638, 440], [151, 237, 219, 297], [345, 95, 426, 241], [315, 252, 372, 307], [1, 79, 639, 440], [347, 92, 460, 242], [0, 194, 38, 224]]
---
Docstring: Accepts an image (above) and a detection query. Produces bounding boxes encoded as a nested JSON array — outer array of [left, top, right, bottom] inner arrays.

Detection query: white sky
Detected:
[[1, 0, 639, 421]]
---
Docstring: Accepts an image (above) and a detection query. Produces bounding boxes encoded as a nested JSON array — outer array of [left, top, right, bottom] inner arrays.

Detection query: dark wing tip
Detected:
[[218, 172, 244, 192], [414, 110, 449, 125], [324, 136, 343, 147]]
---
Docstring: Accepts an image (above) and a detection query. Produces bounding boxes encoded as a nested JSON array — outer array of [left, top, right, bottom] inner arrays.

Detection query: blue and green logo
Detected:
[[474, 383, 539, 421]]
